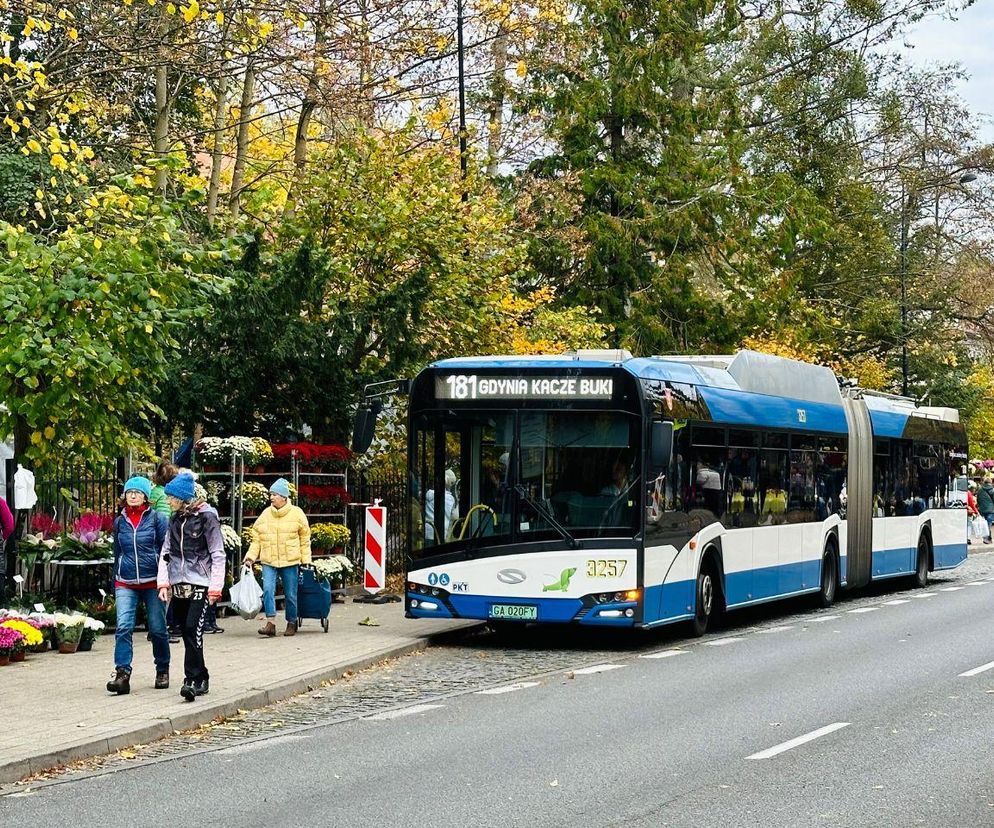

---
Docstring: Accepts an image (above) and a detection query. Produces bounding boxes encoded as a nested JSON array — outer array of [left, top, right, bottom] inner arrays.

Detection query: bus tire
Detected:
[[912, 533, 931, 589], [816, 540, 838, 608], [690, 560, 719, 637]]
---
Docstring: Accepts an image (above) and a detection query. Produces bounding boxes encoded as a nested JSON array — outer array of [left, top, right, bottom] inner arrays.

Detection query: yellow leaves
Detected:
[[167, 2, 176, 12], [26, 139, 42, 154], [258, 20, 273, 37], [215, 10, 223, 24], [181, 0, 199, 23], [144, 324, 154, 334], [516, 60, 528, 78], [181, 251, 193, 262], [30, 431, 42, 446], [68, 27, 78, 40], [50, 153, 69, 171], [43, 426, 56, 440], [93, 238, 103, 250]]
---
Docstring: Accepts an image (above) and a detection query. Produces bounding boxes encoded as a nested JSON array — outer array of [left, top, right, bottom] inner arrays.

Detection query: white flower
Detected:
[[84, 617, 105, 631]]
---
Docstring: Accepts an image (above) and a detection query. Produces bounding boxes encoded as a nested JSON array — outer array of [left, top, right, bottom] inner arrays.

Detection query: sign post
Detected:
[[363, 501, 386, 594]]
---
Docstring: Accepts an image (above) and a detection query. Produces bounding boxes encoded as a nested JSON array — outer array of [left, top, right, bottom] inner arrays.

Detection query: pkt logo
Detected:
[[451, 582, 469, 592]]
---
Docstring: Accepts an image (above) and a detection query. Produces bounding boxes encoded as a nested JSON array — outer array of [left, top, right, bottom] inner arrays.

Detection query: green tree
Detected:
[[0, 182, 229, 463]]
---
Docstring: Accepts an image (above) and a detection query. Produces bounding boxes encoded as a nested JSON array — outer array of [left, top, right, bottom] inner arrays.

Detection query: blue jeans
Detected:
[[262, 564, 298, 623], [114, 586, 169, 673]]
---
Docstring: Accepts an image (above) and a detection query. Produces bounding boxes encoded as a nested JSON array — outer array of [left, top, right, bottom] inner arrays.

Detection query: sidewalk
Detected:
[[0, 599, 480, 784]]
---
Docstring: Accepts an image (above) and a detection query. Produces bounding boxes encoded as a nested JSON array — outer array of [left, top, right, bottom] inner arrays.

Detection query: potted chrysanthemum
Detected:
[[54, 613, 87, 654]]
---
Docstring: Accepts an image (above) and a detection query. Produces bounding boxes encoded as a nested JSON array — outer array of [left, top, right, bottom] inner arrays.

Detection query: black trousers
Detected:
[[171, 586, 209, 684]]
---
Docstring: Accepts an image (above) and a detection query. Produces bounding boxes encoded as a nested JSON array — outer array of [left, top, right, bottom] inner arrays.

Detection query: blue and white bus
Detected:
[[399, 350, 967, 633]]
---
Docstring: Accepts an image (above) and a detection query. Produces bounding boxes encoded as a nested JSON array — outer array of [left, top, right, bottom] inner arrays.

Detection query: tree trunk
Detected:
[[228, 58, 256, 222], [154, 62, 169, 194], [206, 72, 229, 227], [485, 23, 509, 177], [357, 0, 373, 127], [284, 0, 326, 218]]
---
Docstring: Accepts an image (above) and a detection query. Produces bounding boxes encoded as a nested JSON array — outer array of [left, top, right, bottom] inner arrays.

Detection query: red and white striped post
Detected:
[[363, 502, 386, 594]]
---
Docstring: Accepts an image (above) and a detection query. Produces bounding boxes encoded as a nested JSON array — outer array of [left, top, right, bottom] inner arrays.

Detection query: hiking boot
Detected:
[[154, 671, 169, 690], [258, 621, 277, 637], [283, 621, 297, 637], [106, 668, 131, 695], [180, 681, 195, 701], [193, 679, 210, 697]]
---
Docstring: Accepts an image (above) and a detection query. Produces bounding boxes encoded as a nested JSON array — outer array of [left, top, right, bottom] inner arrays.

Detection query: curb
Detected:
[[0, 621, 484, 786]]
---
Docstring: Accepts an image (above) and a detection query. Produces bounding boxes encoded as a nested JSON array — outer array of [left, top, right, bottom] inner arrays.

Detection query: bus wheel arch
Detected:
[[690, 544, 725, 637]]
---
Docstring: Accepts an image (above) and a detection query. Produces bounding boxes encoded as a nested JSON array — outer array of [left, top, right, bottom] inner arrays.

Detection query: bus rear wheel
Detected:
[[816, 544, 838, 608], [912, 534, 930, 589], [690, 565, 716, 637]]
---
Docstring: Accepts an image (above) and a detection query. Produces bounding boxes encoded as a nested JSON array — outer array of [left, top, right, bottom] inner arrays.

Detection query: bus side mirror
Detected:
[[351, 400, 383, 454], [649, 422, 674, 476]]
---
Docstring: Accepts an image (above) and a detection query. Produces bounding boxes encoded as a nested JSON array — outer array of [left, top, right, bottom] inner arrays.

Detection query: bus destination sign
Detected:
[[436, 374, 614, 401]]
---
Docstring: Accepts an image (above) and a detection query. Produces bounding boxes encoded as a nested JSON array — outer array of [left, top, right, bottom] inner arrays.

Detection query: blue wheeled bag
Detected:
[[296, 566, 332, 632]]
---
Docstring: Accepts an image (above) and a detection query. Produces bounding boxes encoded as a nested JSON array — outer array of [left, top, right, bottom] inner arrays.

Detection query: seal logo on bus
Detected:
[[497, 568, 527, 585]]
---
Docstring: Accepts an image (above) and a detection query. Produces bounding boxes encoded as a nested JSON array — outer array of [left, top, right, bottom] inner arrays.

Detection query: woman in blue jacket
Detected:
[[107, 476, 171, 695]]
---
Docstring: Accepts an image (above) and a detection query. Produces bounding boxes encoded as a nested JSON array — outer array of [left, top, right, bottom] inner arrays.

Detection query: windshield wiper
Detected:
[[514, 485, 579, 549]]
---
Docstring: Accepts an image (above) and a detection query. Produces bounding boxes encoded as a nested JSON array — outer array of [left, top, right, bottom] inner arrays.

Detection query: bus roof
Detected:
[[428, 350, 964, 441]]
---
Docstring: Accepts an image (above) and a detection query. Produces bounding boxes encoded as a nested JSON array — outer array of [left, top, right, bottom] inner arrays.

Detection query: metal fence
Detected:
[[30, 460, 122, 527], [347, 468, 408, 575]]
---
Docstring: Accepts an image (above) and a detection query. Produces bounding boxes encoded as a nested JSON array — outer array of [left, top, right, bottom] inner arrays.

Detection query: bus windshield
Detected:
[[410, 409, 640, 560]]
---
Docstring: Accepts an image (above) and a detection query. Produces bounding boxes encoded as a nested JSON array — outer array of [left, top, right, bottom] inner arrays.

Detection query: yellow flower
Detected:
[[1, 619, 43, 647]]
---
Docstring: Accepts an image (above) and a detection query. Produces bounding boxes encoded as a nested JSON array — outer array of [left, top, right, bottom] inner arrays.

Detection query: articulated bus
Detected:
[[400, 350, 967, 633]]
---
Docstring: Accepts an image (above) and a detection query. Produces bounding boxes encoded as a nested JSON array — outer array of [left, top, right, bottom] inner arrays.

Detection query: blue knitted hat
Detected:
[[163, 471, 196, 502], [122, 476, 152, 499], [269, 477, 291, 498]]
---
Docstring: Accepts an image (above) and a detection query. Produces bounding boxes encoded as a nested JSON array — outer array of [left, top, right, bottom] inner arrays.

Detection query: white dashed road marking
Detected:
[[848, 607, 879, 614], [757, 626, 795, 634], [747, 722, 851, 760], [959, 660, 994, 678], [910, 593, 936, 598], [882, 599, 911, 606], [477, 682, 541, 695], [807, 615, 840, 623], [363, 704, 445, 721], [572, 664, 625, 676], [639, 650, 688, 660], [940, 587, 965, 592], [968, 581, 988, 586], [705, 637, 746, 646]]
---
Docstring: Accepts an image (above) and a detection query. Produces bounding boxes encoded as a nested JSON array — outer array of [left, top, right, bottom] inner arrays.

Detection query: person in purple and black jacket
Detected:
[[156, 471, 226, 702]]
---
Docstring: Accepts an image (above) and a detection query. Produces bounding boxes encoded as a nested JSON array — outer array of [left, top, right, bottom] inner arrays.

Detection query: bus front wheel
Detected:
[[912, 534, 931, 589], [690, 565, 716, 637]]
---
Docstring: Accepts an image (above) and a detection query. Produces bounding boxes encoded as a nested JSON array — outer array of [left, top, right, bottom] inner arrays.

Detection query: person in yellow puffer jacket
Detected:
[[243, 478, 312, 637]]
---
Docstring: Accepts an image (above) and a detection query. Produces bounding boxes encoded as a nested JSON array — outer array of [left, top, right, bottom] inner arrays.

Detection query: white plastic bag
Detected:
[[229, 565, 263, 620], [971, 515, 988, 540]]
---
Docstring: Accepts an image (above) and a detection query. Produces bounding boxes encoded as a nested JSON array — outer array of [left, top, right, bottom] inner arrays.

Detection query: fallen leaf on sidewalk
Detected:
[[565, 671, 574, 680], [550, 779, 559, 787], [358, 616, 380, 626], [118, 750, 137, 760]]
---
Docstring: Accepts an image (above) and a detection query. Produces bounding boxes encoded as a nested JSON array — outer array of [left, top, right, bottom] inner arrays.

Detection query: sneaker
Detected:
[[258, 621, 276, 637], [106, 668, 131, 695], [193, 679, 210, 697], [154, 671, 169, 690], [284, 621, 297, 637], [169, 633, 181, 644], [180, 681, 195, 701]]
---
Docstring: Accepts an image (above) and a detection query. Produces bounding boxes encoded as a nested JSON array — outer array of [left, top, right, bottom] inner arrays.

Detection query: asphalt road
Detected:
[[6, 562, 994, 827]]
